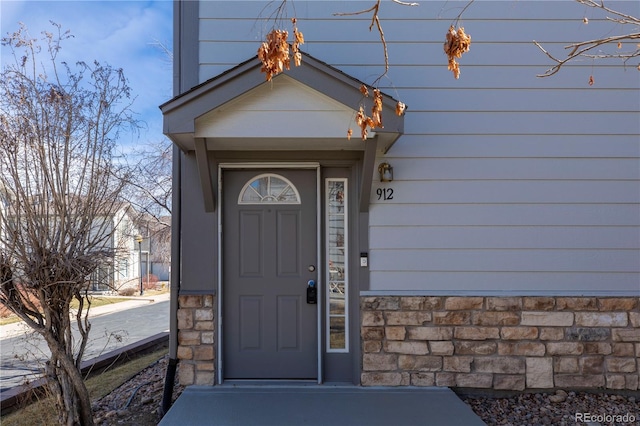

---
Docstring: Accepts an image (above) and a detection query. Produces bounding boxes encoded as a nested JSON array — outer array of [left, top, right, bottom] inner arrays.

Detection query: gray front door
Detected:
[[223, 169, 318, 379]]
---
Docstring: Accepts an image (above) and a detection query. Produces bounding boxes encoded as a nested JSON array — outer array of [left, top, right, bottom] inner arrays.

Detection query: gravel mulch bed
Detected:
[[92, 355, 184, 426], [92, 358, 638, 425], [463, 390, 639, 426]]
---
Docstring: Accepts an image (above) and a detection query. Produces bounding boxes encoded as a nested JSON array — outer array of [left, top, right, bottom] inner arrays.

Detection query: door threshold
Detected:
[[220, 379, 319, 387]]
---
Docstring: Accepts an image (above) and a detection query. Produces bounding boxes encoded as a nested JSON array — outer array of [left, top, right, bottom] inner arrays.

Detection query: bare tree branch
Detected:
[[535, 0, 640, 77], [334, 0, 418, 86], [1, 22, 138, 425], [392, 0, 419, 6], [121, 141, 172, 266]]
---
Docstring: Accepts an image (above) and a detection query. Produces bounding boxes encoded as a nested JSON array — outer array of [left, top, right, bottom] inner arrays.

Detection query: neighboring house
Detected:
[[137, 214, 171, 282], [91, 204, 145, 292], [161, 1, 639, 391], [0, 192, 145, 293]]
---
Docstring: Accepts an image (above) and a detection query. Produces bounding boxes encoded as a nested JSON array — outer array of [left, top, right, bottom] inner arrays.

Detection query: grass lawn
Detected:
[[0, 296, 134, 326], [0, 348, 168, 425], [0, 289, 169, 326]]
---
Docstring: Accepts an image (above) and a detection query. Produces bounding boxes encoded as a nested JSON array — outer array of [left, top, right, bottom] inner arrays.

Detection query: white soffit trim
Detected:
[[195, 75, 363, 145]]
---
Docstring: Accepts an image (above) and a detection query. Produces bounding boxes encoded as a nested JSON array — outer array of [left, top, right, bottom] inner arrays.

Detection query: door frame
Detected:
[[217, 162, 322, 384]]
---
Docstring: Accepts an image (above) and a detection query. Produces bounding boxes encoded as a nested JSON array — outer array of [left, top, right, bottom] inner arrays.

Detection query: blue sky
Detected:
[[0, 0, 173, 150]]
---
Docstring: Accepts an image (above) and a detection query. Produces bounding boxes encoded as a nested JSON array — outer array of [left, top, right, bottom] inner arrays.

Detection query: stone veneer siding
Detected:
[[361, 296, 639, 391], [177, 294, 216, 386]]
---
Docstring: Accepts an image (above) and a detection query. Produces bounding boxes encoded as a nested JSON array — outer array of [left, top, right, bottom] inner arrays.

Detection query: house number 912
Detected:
[[376, 188, 394, 201]]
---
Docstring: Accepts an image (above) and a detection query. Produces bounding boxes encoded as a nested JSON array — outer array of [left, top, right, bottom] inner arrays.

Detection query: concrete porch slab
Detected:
[[159, 385, 486, 426]]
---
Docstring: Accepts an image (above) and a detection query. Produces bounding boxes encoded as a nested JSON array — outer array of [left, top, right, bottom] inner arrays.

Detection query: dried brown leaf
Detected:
[[258, 20, 304, 81], [352, 88, 387, 140], [444, 25, 471, 79], [366, 117, 375, 129], [356, 106, 366, 127], [291, 18, 304, 67], [355, 106, 370, 140], [371, 89, 383, 128]]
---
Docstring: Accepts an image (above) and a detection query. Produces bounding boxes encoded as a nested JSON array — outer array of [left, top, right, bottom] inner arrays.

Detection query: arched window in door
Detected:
[[238, 173, 301, 204]]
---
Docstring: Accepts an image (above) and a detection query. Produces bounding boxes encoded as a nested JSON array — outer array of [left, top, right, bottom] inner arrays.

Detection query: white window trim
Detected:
[[325, 178, 349, 353]]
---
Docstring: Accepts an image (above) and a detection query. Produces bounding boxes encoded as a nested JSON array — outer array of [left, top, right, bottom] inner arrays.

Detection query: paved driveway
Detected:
[[0, 296, 169, 391]]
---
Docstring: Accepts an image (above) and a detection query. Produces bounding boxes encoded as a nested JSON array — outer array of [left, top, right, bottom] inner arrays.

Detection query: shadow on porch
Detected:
[[159, 385, 486, 426]]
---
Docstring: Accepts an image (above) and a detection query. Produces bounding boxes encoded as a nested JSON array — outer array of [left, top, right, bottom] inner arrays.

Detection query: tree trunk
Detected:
[[44, 328, 95, 425]]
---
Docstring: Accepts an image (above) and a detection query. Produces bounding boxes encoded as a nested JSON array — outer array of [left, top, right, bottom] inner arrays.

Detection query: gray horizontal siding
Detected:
[[401, 112, 635, 135], [368, 272, 638, 295], [198, 1, 640, 294], [370, 227, 640, 249], [199, 40, 633, 67], [370, 204, 640, 226], [399, 89, 638, 112], [386, 135, 640, 158], [201, 63, 639, 90], [200, 1, 635, 21], [371, 181, 638, 203], [201, 18, 632, 44], [376, 158, 640, 180], [371, 249, 639, 272]]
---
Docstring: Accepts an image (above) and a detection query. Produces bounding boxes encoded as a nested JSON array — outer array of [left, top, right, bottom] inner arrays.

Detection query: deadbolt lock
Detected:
[[306, 280, 317, 304]]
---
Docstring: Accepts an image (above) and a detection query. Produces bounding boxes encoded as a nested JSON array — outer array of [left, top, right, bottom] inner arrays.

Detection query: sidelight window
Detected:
[[326, 178, 348, 352]]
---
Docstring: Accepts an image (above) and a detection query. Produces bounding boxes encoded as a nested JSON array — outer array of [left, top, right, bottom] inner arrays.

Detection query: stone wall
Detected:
[[176, 294, 216, 386], [361, 296, 639, 391]]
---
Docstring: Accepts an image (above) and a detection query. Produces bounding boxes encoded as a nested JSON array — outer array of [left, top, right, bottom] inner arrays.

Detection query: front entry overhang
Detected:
[[160, 51, 405, 212]]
